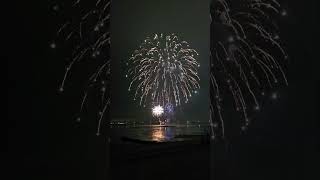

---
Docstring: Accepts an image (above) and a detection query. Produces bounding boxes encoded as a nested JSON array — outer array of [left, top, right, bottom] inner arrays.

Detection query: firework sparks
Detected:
[[210, 0, 288, 139], [54, 0, 111, 136], [127, 33, 200, 108], [53, 0, 288, 138]]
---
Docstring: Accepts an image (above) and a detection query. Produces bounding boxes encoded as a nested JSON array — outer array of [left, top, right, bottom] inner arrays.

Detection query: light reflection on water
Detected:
[[151, 127, 174, 142], [111, 125, 208, 143]]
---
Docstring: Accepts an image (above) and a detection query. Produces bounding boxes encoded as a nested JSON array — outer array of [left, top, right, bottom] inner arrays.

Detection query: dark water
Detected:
[[110, 125, 209, 143]]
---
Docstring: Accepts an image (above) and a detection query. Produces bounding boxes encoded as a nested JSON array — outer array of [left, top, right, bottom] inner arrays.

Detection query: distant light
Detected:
[[52, 5, 59, 11], [271, 92, 278, 99], [152, 105, 164, 117], [281, 10, 287, 16], [50, 43, 56, 49], [228, 36, 234, 42]]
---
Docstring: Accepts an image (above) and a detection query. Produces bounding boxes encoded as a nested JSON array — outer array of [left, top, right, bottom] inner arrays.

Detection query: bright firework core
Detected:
[[152, 105, 164, 117]]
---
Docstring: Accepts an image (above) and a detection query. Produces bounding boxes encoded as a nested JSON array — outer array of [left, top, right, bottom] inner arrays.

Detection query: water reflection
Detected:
[[110, 124, 207, 143], [151, 127, 175, 142]]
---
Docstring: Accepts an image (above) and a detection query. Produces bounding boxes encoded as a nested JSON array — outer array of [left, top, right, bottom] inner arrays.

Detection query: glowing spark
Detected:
[[152, 105, 164, 117]]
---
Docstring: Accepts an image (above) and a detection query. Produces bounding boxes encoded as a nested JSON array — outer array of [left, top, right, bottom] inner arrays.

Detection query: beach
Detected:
[[110, 125, 211, 179]]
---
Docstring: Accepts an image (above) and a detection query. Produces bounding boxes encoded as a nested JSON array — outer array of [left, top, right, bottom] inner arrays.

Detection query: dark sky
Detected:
[[111, 0, 210, 122]]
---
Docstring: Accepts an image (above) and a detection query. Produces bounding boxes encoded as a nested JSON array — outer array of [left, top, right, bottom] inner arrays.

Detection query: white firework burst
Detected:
[[127, 33, 200, 108]]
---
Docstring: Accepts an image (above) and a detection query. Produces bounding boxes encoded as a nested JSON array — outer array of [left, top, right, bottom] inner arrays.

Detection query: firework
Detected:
[[152, 105, 164, 117], [164, 103, 174, 115], [210, 0, 288, 138], [127, 33, 200, 108], [54, 0, 111, 136], [53, 0, 288, 138]]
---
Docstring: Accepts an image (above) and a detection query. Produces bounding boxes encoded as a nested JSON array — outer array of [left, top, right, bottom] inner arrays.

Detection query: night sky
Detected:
[[111, 0, 210, 122], [8, 0, 319, 179]]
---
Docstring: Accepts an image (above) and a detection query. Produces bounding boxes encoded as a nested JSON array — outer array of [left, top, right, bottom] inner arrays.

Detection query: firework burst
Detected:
[[152, 105, 164, 117], [53, 0, 288, 138], [126, 33, 200, 108], [210, 0, 288, 139]]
